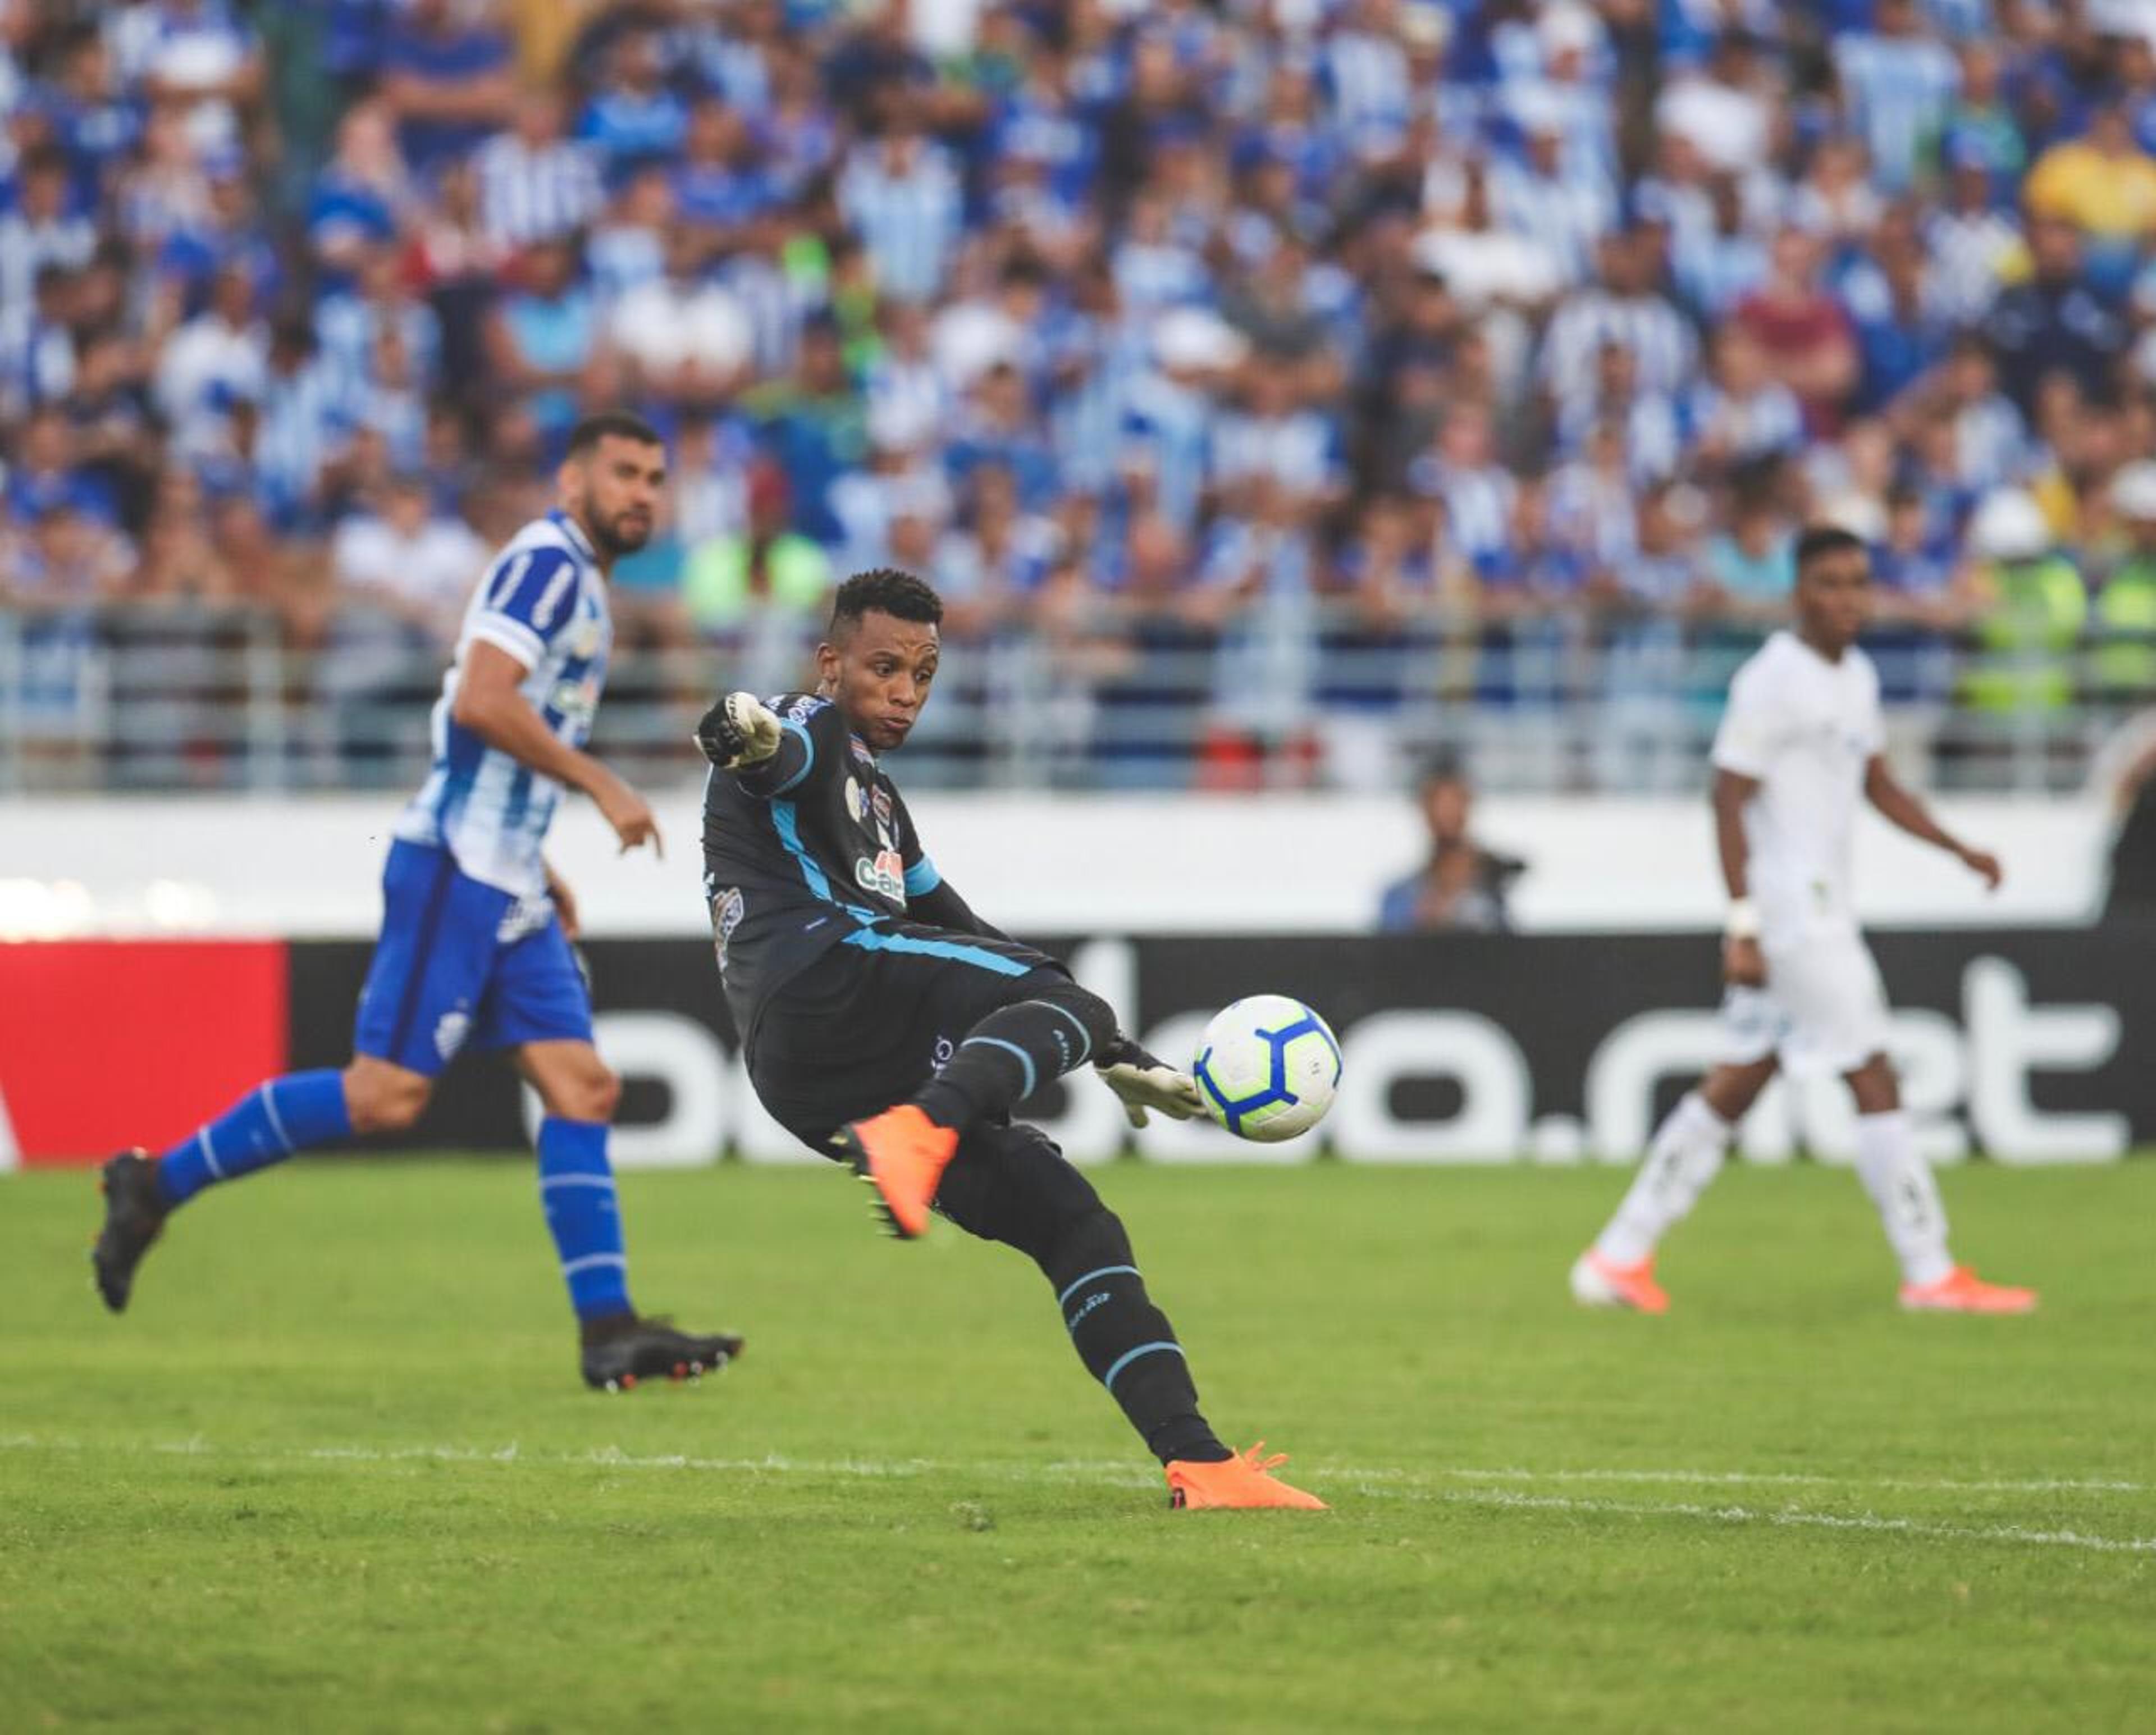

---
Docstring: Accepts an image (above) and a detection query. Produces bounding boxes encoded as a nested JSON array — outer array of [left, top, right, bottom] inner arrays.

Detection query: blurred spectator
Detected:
[[1732, 227, 1858, 435], [1833, 0, 1959, 195], [682, 459, 832, 692], [2023, 102, 2156, 299], [379, 0, 514, 175], [329, 471, 486, 646], [0, 148, 97, 336], [472, 88, 601, 249], [1959, 487, 2088, 718], [577, 26, 689, 184], [118, 0, 266, 157], [482, 236, 604, 450], [1984, 218, 2127, 412], [2094, 461, 2156, 701], [1377, 754, 1524, 932], [307, 102, 409, 286], [609, 227, 752, 409], [838, 119, 963, 305]]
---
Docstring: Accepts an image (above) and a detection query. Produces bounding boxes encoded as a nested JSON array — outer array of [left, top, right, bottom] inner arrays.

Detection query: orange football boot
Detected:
[[1165, 1441, 1328, 1511], [835, 1105, 957, 1240], [1569, 1248, 1670, 1314], [1899, 1266, 2038, 1314]]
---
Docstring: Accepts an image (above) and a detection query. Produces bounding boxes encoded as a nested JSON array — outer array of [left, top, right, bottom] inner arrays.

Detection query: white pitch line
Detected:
[[3, 1436, 2152, 1554], [1376, 1464, 2150, 1496], [1423, 1487, 2156, 1557]]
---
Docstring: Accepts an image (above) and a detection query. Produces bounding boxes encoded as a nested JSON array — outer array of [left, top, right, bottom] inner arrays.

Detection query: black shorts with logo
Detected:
[[747, 919, 1070, 1151]]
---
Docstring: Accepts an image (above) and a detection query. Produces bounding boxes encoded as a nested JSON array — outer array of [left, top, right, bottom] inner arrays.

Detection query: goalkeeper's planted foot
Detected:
[[1165, 1441, 1328, 1510], [92, 1149, 169, 1313], [581, 1312, 745, 1392]]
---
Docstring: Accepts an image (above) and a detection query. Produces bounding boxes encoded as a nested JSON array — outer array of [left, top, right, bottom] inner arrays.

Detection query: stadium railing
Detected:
[[0, 600, 2143, 796]]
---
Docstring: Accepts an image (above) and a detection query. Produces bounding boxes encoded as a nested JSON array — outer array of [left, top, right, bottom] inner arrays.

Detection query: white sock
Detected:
[[1594, 1092, 1732, 1266], [1853, 1110, 1953, 1286]]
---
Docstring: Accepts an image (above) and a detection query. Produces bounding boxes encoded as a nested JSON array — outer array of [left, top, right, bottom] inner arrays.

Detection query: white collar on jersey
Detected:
[[549, 508, 599, 564]]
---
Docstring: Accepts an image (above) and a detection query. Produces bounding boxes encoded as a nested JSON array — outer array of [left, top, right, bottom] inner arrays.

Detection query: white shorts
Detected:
[[1718, 931, 1892, 1077]]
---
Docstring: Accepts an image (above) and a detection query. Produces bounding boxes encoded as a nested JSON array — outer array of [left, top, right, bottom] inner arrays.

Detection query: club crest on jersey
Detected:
[[855, 850, 906, 901], [434, 1008, 471, 1061], [549, 673, 601, 727], [711, 887, 746, 971], [870, 787, 893, 830], [569, 618, 604, 659]]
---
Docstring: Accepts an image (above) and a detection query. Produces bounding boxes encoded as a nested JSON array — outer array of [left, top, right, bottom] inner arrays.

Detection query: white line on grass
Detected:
[[1422, 1487, 2156, 1557], [4, 1435, 2151, 1554], [1352, 1464, 2150, 1496]]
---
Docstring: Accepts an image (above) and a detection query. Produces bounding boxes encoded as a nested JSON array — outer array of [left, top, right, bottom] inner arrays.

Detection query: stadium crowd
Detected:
[[3, 0, 2156, 788]]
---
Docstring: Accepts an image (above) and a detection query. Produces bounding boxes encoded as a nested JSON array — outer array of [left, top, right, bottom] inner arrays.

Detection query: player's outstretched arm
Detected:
[[455, 641, 662, 855], [1862, 756, 2003, 888], [695, 691, 829, 800], [1712, 768, 1767, 987]]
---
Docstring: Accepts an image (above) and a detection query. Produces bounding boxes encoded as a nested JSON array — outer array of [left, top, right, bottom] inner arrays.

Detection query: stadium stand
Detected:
[[1, 0, 2153, 795]]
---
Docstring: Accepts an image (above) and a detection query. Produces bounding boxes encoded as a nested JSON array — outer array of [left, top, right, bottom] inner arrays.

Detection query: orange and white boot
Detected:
[[1898, 1266, 2038, 1314], [1569, 1248, 1670, 1315], [1164, 1442, 1328, 1511], [835, 1105, 957, 1240]]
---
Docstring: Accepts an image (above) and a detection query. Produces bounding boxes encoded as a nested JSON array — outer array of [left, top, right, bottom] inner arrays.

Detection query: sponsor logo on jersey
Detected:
[[570, 618, 604, 659], [844, 775, 875, 828], [854, 850, 906, 901], [849, 736, 875, 768], [785, 695, 827, 725], [870, 787, 893, 831]]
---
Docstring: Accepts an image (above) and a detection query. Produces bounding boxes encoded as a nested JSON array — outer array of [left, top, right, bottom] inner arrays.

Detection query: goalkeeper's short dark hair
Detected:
[[832, 569, 944, 638]]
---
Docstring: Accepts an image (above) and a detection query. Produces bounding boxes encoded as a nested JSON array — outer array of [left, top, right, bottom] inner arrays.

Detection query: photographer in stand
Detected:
[[1377, 752, 1527, 933]]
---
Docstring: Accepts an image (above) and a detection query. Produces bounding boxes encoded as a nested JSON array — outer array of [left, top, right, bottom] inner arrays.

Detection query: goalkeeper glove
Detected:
[[695, 691, 784, 769], [1094, 1035, 1207, 1129]]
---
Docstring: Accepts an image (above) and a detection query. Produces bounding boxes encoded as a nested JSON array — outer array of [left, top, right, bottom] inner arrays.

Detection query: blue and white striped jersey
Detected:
[[395, 511, 613, 897]]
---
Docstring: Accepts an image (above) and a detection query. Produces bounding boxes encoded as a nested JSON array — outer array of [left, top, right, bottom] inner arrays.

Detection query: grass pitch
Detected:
[[3, 1158, 2152, 1733]]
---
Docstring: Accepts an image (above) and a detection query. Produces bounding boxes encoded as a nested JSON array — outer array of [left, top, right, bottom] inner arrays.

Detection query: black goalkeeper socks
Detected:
[[1054, 1261, 1231, 1465], [915, 993, 1104, 1131]]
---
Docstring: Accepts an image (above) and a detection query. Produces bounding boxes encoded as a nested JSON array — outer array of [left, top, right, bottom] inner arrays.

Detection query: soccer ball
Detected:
[[1192, 995, 1342, 1143]]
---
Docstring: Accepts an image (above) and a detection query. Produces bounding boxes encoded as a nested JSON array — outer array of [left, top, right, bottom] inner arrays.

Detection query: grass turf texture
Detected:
[[3, 1159, 2152, 1733]]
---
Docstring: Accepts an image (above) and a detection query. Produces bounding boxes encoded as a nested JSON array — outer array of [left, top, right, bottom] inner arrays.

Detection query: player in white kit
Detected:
[[1572, 525, 2038, 1315]]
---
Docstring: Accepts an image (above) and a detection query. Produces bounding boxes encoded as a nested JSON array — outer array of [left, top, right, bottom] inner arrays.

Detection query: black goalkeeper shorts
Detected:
[[747, 920, 1068, 1151]]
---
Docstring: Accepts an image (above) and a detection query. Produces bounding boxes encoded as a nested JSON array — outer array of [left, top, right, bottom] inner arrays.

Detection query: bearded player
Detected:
[[695, 568, 1324, 1510], [92, 413, 744, 1389], [1572, 524, 2037, 1316]]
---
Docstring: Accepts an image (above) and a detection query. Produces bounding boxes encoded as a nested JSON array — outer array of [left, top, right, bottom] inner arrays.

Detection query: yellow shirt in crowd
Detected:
[[2023, 142, 2156, 238]]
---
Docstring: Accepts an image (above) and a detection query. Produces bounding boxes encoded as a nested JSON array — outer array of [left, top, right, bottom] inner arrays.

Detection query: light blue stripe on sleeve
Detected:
[[772, 719, 816, 795], [840, 928, 1030, 976], [903, 856, 942, 896]]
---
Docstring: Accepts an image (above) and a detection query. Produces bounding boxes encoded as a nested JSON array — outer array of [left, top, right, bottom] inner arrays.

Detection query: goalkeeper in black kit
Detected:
[[696, 569, 1323, 1510]]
